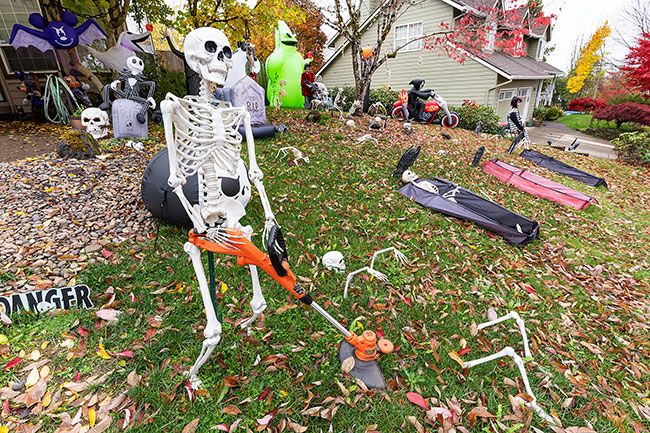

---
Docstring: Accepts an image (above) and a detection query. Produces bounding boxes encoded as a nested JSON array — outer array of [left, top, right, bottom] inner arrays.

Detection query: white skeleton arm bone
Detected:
[[343, 266, 388, 298], [369, 247, 407, 271]]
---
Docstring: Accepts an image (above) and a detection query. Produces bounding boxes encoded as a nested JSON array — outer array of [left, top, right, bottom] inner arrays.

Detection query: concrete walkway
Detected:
[[527, 121, 617, 160]]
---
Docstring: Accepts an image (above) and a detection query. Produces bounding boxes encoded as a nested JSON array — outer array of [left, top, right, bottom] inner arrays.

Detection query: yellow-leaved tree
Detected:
[[567, 22, 611, 94]]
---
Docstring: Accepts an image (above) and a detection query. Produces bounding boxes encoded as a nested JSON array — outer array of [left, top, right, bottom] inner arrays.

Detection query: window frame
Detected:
[[499, 89, 515, 101], [393, 21, 424, 53]]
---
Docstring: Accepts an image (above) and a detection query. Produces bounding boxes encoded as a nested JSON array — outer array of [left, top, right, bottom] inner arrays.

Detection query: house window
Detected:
[[394, 21, 423, 52], [0, 0, 58, 73], [499, 89, 515, 101], [536, 39, 546, 61], [484, 22, 496, 52]]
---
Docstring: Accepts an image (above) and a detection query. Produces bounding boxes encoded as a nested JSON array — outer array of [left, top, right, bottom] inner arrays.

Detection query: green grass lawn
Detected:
[[1, 111, 649, 433], [557, 113, 594, 131]]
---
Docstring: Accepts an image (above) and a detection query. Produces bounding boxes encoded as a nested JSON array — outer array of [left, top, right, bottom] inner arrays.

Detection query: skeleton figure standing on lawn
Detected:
[[161, 27, 277, 388]]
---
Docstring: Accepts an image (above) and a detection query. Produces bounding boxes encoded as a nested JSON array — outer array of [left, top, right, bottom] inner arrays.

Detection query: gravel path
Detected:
[[0, 147, 158, 294]]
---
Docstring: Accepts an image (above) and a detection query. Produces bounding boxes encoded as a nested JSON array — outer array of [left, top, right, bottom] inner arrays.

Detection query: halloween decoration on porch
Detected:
[[464, 311, 556, 426], [266, 21, 311, 108], [16, 71, 45, 122], [276, 147, 309, 165], [10, 10, 106, 52], [86, 26, 153, 72], [395, 147, 540, 246], [483, 159, 599, 210], [80, 107, 110, 139], [344, 247, 407, 299], [161, 27, 393, 390], [101, 55, 156, 126]]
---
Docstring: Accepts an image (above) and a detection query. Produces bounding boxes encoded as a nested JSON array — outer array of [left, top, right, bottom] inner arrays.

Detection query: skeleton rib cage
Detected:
[[167, 94, 247, 186]]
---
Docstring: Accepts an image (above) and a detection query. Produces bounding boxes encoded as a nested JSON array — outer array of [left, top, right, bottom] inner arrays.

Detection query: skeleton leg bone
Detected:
[[237, 225, 267, 332], [477, 311, 531, 358], [184, 242, 222, 387], [464, 347, 556, 426]]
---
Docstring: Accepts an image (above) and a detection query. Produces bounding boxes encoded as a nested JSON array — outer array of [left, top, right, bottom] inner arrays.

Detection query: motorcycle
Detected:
[[391, 89, 460, 128]]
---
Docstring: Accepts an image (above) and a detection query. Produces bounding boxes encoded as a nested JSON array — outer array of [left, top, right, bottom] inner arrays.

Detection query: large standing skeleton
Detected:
[[161, 28, 276, 387]]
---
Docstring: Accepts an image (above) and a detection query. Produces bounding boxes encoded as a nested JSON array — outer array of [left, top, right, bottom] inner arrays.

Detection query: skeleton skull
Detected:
[[81, 107, 110, 139], [401, 170, 418, 183], [126, 55, 144, 75], [184, 27, 233, 86], [322, 251, 345, 273]]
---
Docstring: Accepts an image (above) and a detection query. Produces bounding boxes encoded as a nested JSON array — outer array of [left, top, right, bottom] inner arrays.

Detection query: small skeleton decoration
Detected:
[[348, 99, 362, 116], [345, 119, 356, 128], [161, 27, 277, 388], [275, 79, 286, 110], [403, 122, 413, 135], [101, 55, 156, 123], [276, 146, 309, 165], [309, 99, 323, 110], [333, 87, 345, 111], [356, 134, 378, 145], [368, 101, 387, 117], [464, 311, 556, 426], [80, 107, 110, 139], [368, 116, 387, 131], [344, 247, 407, 298]]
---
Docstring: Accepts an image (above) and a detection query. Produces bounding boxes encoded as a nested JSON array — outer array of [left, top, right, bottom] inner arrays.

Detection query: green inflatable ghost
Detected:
[[266, 20, 311, 108]]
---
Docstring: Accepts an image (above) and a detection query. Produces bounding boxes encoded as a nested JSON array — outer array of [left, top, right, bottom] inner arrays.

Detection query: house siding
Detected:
[[493, 79, 543, 122], [320, 1, 500, 107]]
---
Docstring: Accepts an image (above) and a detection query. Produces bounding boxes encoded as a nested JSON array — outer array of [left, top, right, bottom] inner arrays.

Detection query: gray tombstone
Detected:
[[112, 99, 148, 139], [216, 76, 267, 126]]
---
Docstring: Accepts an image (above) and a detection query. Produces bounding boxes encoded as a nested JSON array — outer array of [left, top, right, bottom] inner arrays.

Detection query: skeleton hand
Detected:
[[262, 217, 278, 247], [147, 97, 156, 109], [248, 166, 264, 181], [110, 80, 120, 91]]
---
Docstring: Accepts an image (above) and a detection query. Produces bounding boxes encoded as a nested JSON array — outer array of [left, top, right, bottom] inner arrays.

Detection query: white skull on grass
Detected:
[[401, 170, 418, 183], [322, 251, 346, 273], [81, 107, 110, 139], [184, 27, 233, 86]]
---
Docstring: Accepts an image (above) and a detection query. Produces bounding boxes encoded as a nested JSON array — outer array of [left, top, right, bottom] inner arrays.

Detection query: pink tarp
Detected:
[[483, 159, 598, 210]]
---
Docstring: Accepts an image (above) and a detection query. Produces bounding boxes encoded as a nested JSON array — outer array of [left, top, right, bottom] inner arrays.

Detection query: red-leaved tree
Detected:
[[621, 32, 650, 92], [568, 97, 606, 112], [593, 102, 650, 127]]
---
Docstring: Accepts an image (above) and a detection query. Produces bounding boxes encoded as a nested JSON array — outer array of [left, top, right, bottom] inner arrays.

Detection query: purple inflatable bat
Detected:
[[10, 10, 106, 52]]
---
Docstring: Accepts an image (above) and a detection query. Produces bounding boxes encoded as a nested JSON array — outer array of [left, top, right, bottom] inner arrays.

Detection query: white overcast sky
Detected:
[[160, 0, 643, 73]]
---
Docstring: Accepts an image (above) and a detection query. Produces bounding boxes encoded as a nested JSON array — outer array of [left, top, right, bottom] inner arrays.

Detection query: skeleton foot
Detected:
[[186, 334, 221, 389]]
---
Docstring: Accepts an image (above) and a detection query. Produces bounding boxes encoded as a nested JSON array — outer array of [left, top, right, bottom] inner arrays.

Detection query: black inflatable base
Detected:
[[238, 124, 277, 139], [141, 148, 197, 227]]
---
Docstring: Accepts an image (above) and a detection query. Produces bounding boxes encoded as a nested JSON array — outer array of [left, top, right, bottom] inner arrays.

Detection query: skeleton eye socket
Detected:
[[218, 46, 232, 60], [205, 40, 217, 53], [93, 117, 101, 122]]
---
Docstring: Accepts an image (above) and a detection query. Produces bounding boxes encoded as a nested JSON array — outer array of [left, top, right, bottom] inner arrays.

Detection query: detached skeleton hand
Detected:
[[343, 246, 408, 299]]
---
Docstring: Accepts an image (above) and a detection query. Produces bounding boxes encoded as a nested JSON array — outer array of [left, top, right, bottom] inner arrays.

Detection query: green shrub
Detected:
[[533, 106, 546, 121], [450, 101, 502, 134], [144, 55, 187, 103], [369, 87, 398, 113], [613, 131, 650, 165], [609, 93, 650, 106], [543, 105, 564, 121]]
